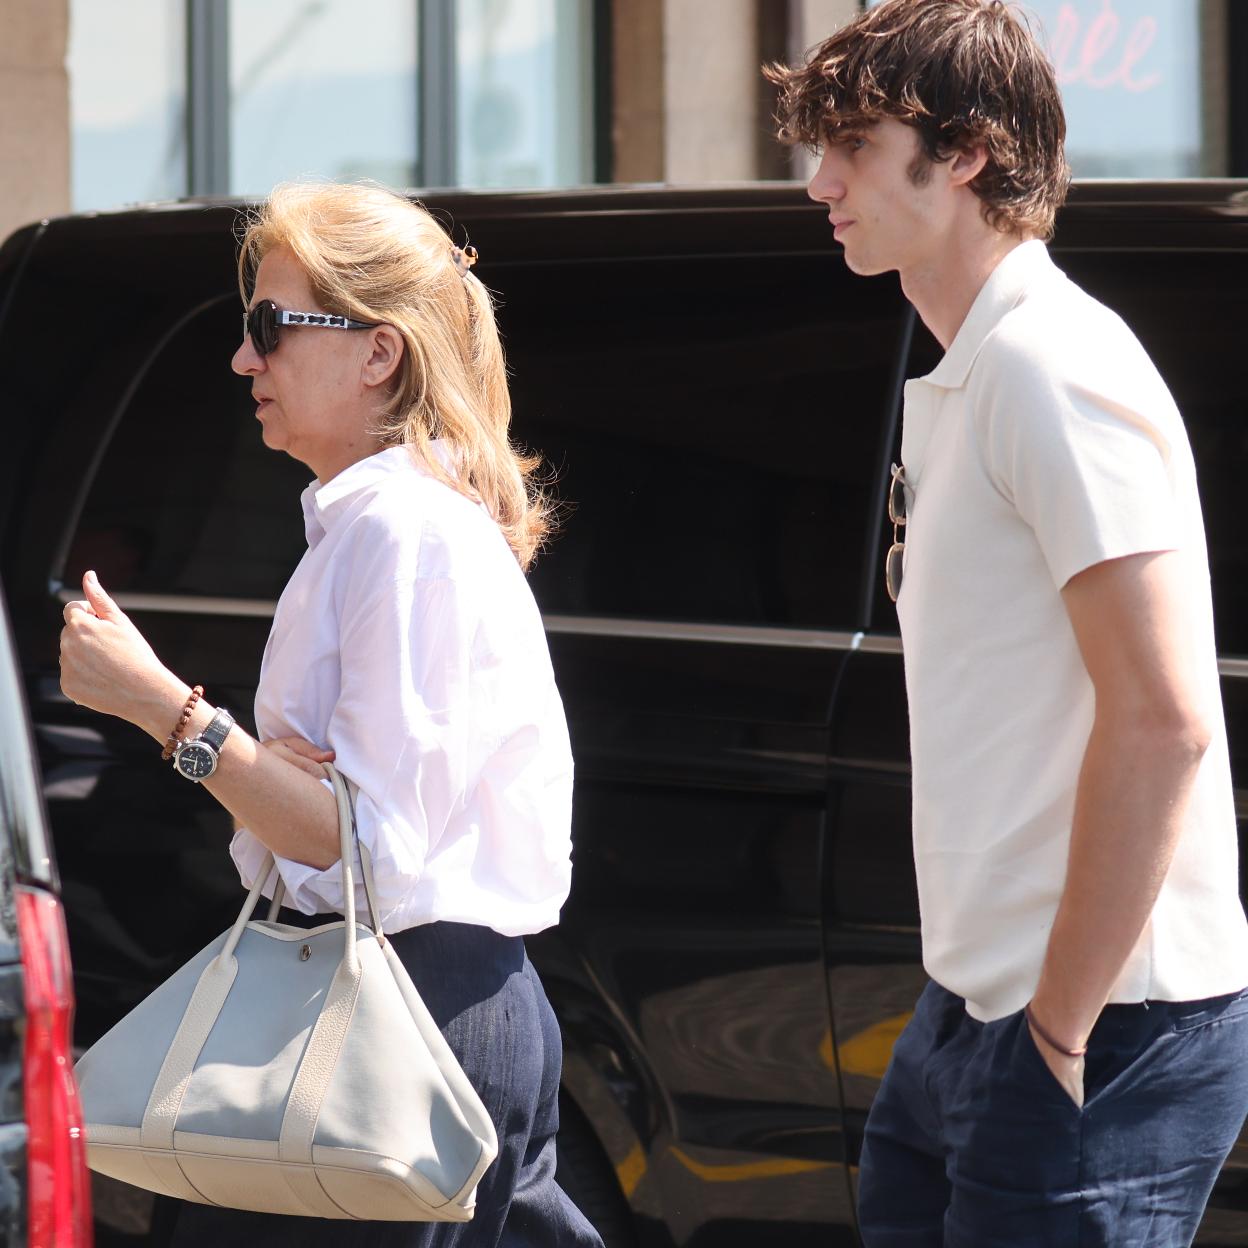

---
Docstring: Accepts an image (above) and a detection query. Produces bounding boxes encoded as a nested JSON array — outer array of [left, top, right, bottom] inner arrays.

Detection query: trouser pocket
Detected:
[[1003, 1008, 1085, 1112]]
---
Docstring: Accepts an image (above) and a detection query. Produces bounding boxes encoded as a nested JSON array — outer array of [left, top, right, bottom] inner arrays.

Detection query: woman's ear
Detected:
[[361, 324, 405, 392]]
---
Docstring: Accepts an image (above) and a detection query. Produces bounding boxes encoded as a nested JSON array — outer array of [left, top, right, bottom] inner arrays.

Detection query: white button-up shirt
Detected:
[[229, 444, 575, 936]]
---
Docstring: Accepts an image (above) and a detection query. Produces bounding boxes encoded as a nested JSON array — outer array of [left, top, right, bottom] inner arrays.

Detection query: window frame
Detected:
[[183, 0, 606, 197]]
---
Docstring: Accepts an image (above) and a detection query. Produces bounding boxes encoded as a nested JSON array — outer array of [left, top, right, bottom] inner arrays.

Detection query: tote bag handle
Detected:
[[227, 766, 382, 966]]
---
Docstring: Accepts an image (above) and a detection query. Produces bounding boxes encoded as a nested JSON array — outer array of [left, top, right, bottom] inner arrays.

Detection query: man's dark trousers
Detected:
[[857, 980, 1248, 1246]]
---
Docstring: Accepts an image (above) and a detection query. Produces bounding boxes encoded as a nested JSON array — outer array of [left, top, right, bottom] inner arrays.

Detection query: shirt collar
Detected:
[[300, 441, 456, 547], [919, 239, 1057, 391]]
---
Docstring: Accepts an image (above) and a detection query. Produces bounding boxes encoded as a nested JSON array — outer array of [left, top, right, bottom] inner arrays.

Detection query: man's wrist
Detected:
[[1028, 982, 1098, 1052], [1025, 1002, 1088, 1057]]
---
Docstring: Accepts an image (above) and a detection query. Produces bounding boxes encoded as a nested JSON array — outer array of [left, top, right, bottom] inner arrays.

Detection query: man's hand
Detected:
[[1026, 1015, 1086, 1108]]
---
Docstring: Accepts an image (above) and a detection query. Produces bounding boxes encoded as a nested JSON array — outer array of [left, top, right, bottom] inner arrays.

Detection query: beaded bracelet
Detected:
[[1024, 1003, 1088, 1058], [161, 685, 204, 761]]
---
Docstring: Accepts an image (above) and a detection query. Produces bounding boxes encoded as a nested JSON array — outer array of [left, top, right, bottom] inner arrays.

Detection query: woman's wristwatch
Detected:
[[172, 707, 235, 782]]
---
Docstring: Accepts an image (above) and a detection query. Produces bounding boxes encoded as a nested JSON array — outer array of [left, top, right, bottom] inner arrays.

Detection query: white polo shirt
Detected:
[[897, 240, 1248, 1022]]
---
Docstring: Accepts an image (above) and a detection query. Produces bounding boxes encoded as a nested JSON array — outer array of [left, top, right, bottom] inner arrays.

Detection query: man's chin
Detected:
[[841, 249, 890, 278]]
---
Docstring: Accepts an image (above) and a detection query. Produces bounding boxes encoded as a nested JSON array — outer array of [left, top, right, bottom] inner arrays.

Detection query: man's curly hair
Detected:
[[765, 0, 1071, 239]]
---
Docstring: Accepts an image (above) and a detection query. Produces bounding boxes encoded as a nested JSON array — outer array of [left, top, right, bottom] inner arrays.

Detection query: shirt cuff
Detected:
[[228, 779, 423, 920]]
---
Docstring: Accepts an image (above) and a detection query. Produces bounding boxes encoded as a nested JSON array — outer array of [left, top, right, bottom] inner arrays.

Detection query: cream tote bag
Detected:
[[75, 764, 498, 1221]]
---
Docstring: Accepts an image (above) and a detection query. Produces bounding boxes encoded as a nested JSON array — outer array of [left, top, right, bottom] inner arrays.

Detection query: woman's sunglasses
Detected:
[[885, 462, 907, 603], [243, 298, 379, 357]]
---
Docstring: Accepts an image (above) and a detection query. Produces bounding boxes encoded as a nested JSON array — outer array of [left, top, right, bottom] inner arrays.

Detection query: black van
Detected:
[[2, 182, 1247, 1246]]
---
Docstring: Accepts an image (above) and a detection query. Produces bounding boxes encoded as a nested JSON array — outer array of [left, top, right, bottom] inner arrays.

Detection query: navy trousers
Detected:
[[858, 980, 1248, 1247], [167, 919, 604, 1247]]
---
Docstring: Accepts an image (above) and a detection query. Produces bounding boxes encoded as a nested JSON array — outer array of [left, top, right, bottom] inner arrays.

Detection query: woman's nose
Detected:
[[231, 335, 264, 376]]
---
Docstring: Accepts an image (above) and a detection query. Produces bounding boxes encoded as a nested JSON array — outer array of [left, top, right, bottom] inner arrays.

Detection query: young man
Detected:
[[769, 1, 1248, 1243]]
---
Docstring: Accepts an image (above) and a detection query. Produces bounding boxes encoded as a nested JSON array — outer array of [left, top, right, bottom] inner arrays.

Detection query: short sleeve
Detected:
[[974, 327, 1182, 590]]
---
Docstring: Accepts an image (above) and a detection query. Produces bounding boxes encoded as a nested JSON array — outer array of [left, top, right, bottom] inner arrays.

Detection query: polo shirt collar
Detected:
[[920, 239, 1056, 390], [300, 441, 455, 546]]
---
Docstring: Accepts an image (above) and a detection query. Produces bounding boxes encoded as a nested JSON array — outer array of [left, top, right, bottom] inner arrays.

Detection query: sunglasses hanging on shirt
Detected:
[[885, 462, 907, 603]]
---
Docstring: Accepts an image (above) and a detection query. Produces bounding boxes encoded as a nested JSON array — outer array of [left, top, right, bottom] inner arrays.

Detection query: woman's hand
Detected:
[[262, 736, 336, 779], [59, 571, 176, 725]]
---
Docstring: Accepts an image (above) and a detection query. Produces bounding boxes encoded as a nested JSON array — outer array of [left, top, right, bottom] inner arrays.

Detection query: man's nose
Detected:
[[807, 152, 846, 205]]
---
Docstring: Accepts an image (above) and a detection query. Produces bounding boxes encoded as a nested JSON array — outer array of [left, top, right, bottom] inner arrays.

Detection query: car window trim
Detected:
[[47, 588, 1248, 678]]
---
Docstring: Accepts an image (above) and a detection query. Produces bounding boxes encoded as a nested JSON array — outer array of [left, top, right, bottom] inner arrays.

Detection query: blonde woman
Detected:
[[58, 182, 604, 1247]]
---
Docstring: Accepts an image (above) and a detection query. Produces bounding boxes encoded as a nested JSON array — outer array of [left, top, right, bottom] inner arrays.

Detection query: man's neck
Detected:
[[900, 226, 1035, 351]]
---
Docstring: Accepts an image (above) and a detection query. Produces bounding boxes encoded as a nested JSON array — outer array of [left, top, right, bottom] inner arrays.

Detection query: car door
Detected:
[[499, 240, 911, 1243]]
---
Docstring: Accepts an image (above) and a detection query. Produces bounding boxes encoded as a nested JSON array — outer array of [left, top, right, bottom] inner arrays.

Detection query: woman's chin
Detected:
[[258, 422, 286, 451]]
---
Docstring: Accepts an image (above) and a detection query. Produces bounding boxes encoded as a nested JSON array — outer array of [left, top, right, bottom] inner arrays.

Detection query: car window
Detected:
[[501, 253, 906, 629], [66, 250, 905, 631], [0, 590, 53, 895], [64, 296, 311, 601]]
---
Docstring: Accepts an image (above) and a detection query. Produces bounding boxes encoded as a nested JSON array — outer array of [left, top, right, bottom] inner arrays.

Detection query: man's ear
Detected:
[[948, 143, 989, 189], [361, 324, 405, 391]]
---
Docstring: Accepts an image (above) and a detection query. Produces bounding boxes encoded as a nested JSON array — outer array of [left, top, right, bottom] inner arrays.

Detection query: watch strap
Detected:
[[199, 707, 235, 754]]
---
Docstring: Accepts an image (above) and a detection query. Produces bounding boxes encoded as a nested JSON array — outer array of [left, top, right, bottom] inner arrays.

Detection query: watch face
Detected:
[[175, 742, 217, 780]]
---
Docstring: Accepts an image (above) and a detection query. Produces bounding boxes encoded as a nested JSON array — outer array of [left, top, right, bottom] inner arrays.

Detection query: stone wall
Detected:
[[613, 0, 859, 184], [0, 0, 69, 245]]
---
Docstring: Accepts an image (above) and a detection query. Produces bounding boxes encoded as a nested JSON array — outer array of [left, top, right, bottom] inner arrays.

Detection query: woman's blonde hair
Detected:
[[237, 181, 552, 569]]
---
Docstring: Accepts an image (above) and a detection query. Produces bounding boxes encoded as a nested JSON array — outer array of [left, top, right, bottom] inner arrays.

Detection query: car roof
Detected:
[[38, 177, 1248, 217], [5, 180, 1244, 275]]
